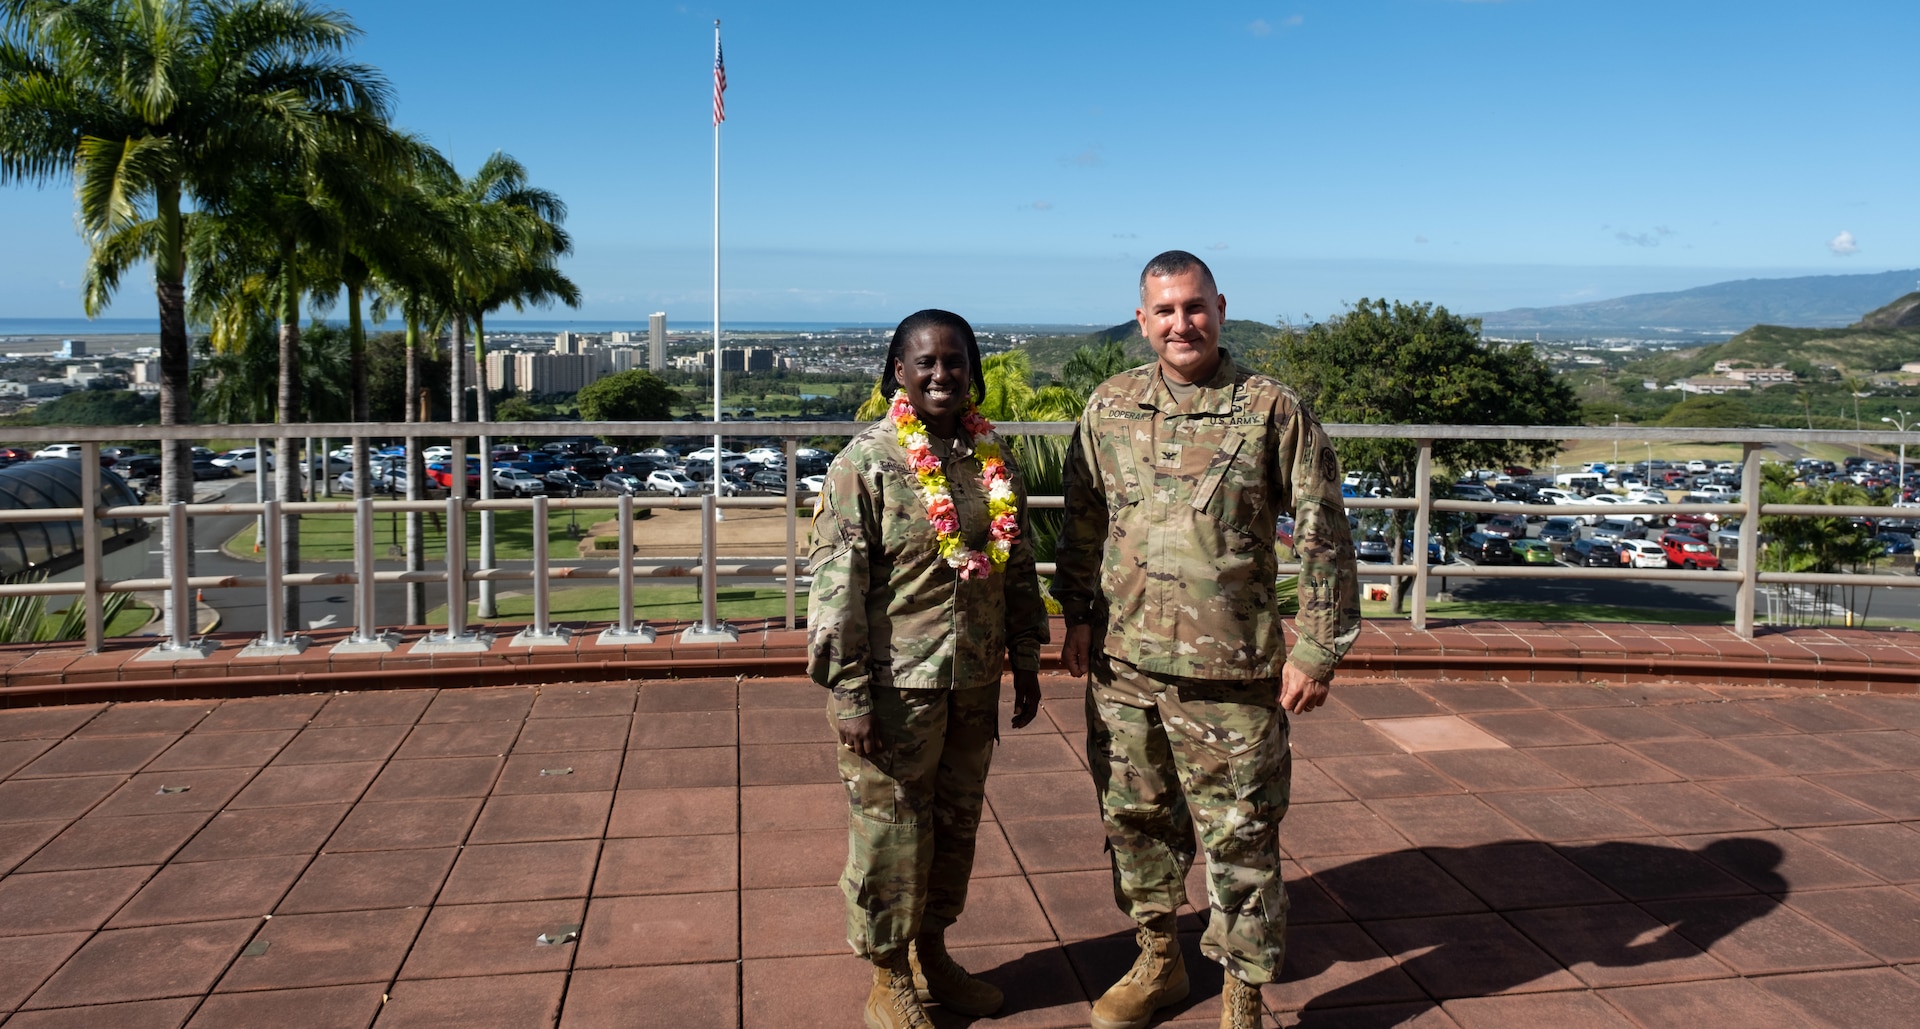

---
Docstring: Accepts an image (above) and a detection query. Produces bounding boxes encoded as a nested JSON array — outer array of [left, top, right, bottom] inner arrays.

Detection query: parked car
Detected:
[[1402, 532, 1450, 564], [190, 455, 233, 480], [1356, 533, 1394, 562], [1568, 539, 1621, 567], [33, 443, 83, 460], [1590, 518, 1646, 544], [1483, 513, 1528, 540], [115, 454, 161, 479], [640, 470, 691, 496], [1450, 481, 1497, 503], [742, 447, 785, 465], [492, 468, 546, 497], [421, 445, 454, 463], [426, 459, 482, 491], [1618, 539, 1669, 569], [749, 468, 790, 492], [799, 474, 827, 494], [1510, 539, 1556, 565], [212, 447, 273, 472], [1537, 516, 1581, 544], [1459, 531, 1513, 564], [1659, 534, 1722, 569], [544, 470, 596, 497]]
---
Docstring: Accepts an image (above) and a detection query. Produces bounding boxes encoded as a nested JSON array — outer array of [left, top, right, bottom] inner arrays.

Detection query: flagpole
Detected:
[[688, 17, 734, 641]]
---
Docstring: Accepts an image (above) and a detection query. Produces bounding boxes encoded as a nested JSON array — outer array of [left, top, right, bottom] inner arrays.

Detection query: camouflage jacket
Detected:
[[807, 419, 1050, 719], [1054, 353, 1360, 681]]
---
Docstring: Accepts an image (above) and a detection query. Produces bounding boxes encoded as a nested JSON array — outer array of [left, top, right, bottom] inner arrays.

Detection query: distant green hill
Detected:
[[1476, 268, 1920, 334], [1858, 291, 1920, 330], [1015, 319, 1280, 375]]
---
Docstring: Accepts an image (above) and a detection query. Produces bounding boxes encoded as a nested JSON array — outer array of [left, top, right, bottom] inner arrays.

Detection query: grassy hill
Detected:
[[1014, 319, 1281, 375]]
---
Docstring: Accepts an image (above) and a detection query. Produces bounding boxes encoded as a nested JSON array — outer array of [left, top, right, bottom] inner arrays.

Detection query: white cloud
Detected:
[[1024, 201, 1053, 212], [1061, 146, 1103, 168], [1249, 14, 1301, 36], [1206, 242, 1229, 251], [1413, 234, 1429, 244], [1829, 230, 1859, 256]]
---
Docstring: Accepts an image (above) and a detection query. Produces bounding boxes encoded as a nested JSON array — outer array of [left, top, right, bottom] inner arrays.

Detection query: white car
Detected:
[[683, 446, 741, 463], [1618, 539, 1668, 569], [492, 468, 546, 497], [742, 447, 784, 465], [645, 470, 696, 497], [212, 447, 274, 472], [33, 443, 83, 460], [422, 446, 454, 463], [795, 447, 833, 461], [1534, 488, 1579, 505], [799, 474, 826, 494]]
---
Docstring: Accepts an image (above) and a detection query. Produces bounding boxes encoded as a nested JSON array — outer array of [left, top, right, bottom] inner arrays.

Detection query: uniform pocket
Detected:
[[1224, 717, 1289, 804]]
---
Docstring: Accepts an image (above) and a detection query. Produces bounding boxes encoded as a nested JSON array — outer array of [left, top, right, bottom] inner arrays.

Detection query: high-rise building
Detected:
[[553, 331, 583, 355], [649, 312, 666, 371]]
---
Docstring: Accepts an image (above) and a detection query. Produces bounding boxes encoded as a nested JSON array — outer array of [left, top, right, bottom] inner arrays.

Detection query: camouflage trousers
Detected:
[[834, 680, 1000, 961], [1087, 655, 1292, 984]]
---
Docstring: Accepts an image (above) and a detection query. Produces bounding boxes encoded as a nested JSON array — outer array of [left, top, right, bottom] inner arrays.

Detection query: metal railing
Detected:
[[5, 420, 1918, 656]]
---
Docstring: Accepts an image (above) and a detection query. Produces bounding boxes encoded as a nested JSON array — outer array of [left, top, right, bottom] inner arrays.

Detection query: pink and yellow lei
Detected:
[[889, 390, 1020, 580]]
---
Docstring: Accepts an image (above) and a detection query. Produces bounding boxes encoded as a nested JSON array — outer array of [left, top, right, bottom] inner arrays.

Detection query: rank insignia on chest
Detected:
[[1157, 444, 1183, 469]]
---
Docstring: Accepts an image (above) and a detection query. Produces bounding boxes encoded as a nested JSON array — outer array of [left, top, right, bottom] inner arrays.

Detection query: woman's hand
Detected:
[[1010, 669, 1041, 729], [837, 712, 882, 757]]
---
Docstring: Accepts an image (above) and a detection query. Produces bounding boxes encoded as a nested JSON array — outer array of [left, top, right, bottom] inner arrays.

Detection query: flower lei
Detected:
[[889, 390, 1019, 580]]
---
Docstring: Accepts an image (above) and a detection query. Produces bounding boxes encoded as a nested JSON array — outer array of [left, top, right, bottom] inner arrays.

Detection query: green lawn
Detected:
[[427, 584, 793, 625], [226, 508, 626, 562], [1360, 598, 1735, 624]]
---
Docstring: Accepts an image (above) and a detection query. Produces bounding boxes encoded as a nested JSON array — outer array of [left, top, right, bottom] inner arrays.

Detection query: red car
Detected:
[[1658, 533, 1720, 569]]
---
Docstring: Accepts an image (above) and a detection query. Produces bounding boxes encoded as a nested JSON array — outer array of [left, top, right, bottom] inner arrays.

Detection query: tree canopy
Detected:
[[1255, 299, 1580, 492], [576, 370, 675, 449]]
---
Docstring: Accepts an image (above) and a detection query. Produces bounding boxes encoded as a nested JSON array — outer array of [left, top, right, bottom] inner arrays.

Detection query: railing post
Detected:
[[785, 439, 798, 630], [597, 491, 655, 644], [681, 492, 738, 642], [167, 501, 190, 649], [513, 494, 570, 645], [332, 495, 401, 654], [80, 441, 102, 653], [1410, 439, 1433, 631], [239, 497, 310, 657], [139, 500, 217, 661], [1736, 442, 1763, 637], [411, 489, 490, 653]]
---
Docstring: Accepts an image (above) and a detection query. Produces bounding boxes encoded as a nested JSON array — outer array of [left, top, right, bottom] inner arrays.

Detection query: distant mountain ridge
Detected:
[[1475, 269, 1920, 334]]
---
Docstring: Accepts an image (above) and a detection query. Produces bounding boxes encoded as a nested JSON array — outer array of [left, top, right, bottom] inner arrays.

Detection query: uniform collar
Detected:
[[1143, 348, 1238, 415]]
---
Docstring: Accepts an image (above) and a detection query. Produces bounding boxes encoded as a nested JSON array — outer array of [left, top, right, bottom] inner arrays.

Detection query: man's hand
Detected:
[[1279, 663, 1330, 714], [1010, 669, 1041, 729], [1063, 624, 1092, 678], [837, 712, 882, 757]]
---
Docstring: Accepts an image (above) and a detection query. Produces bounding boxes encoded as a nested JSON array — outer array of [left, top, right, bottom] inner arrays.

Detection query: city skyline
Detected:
[[2, 0, 1914, 325]]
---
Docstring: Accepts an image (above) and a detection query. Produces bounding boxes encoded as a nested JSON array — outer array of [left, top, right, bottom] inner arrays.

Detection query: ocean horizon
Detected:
[[0, 316, 1106, 337]]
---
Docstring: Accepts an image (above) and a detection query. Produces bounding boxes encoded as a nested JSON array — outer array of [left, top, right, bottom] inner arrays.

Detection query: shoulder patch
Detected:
[[1319, 446, 1340, 483]]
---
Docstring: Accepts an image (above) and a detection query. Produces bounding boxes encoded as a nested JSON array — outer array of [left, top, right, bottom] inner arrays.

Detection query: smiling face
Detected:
[[1137, 267, 1226, 385], [893, 324, 973, 437]]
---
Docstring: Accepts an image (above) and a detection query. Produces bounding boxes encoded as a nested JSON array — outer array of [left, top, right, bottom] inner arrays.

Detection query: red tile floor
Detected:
[[2, 674, 1919, 1027]]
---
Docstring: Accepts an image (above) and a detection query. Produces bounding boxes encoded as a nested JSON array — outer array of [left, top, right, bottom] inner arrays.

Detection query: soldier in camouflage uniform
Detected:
[[808, 309, 1049, 1029], [1055, 252, 1361, 1029]]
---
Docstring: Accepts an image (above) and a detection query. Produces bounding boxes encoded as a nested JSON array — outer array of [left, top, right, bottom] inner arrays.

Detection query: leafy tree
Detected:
[[1657, 394, 1753, 427], [577, 370, 676, 449], [30, 389, 156, 425], [1058, 340, 1134, 397], [1254, 299, 1580, 610], [1756, 464, 1884, 626]]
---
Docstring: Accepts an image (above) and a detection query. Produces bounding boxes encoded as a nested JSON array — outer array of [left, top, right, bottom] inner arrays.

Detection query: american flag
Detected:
[[712, 34, 727, 126]]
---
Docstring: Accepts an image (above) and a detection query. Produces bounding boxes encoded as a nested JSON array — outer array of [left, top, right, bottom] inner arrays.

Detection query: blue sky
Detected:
[[3, 0, 1915, 326]]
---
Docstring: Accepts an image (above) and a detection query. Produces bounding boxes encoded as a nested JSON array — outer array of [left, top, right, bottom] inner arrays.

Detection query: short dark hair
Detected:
[[879, 308, 986, 405], [1138, 250, 1217, 299]]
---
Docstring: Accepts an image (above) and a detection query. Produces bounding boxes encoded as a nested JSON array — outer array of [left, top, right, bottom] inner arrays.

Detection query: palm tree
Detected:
[[427, 152, 578, 618], [0, 0, 389, 488], [1, 0, 391, 634]]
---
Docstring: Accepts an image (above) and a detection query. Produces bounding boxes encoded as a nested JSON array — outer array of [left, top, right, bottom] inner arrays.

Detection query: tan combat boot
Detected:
[[864, 952, 932, 1029], [909, 928, 1003, 1016], [1219, 975, 1263, 1029], [1090, 920, 1190, 1029]]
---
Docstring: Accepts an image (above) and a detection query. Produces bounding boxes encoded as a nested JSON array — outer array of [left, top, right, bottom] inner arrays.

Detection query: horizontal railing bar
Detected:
[[11, 419, 1920, 447]]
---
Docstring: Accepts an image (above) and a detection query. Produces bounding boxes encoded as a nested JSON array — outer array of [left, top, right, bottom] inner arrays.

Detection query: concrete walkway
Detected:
[[2, 672, 1918, 1027]]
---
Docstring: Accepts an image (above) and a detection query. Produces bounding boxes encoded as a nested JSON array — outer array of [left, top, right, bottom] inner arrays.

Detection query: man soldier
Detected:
[[1055, 250, 1361, 1029]]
